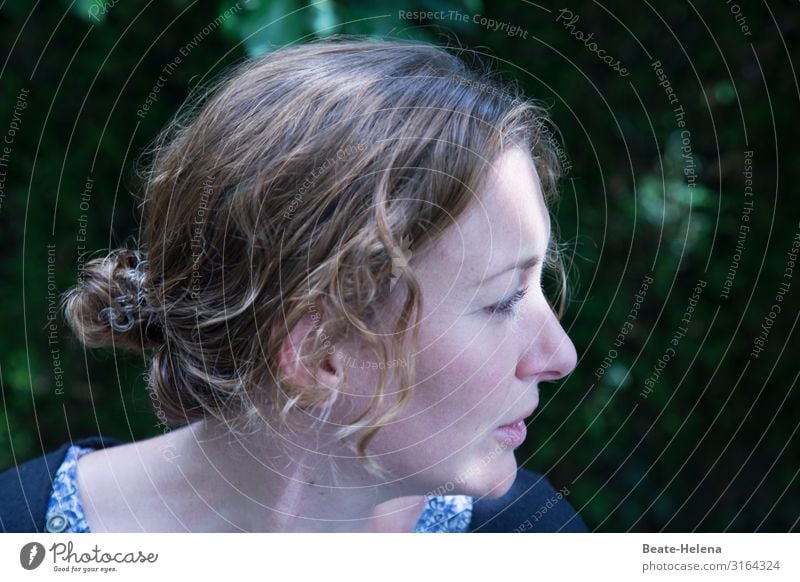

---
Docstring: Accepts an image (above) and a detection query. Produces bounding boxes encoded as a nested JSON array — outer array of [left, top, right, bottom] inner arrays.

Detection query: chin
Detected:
[[455, 453, 519, 500], [482, 465, 518, 499]]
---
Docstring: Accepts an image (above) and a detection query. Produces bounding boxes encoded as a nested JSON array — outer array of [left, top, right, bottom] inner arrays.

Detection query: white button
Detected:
[[46, 513, 68, 532]]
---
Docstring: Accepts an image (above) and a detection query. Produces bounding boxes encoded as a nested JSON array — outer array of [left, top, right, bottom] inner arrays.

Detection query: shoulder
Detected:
[[469, 468, 589, 532], [0, 436, 124, 532]]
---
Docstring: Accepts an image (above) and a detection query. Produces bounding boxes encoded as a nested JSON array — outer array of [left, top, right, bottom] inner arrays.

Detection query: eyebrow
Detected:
[[476, 254, 542, 287]]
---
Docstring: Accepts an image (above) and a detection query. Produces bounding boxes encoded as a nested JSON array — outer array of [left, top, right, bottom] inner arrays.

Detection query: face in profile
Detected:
[[341, 146, 578, 500]]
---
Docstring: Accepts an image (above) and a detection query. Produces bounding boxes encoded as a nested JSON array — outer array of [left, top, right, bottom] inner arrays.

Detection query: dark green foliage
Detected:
[[1, 0, 797, 531]]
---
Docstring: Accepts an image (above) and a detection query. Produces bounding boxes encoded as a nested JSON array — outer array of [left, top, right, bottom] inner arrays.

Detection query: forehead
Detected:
[[425, 147, 551, 282]]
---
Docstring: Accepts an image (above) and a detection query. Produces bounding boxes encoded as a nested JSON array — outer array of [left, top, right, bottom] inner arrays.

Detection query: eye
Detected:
[[487, 286, 529, 318]]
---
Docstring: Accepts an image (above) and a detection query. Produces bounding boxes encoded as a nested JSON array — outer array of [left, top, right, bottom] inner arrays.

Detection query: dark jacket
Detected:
[[0, 436, 588, 533]]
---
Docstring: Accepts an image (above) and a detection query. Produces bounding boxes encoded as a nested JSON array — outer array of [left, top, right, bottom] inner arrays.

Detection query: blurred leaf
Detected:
[[66, 0, 110, 24], [221, 0, 310, 56], [311, 0, 338, 36]]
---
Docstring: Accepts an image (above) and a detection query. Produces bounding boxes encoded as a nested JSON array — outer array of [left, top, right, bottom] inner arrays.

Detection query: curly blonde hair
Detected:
[[62, 37, 567, 478]]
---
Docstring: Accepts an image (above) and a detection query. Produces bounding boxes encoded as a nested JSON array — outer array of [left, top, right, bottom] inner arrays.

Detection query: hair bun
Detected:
[[62, 248, 164, 350]]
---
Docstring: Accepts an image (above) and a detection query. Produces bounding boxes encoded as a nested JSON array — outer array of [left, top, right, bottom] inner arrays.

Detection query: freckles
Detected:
[[460, 337, 511, 378]]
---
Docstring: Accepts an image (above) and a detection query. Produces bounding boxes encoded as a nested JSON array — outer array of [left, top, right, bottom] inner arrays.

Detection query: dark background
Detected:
[[1, 0, 797, 532]]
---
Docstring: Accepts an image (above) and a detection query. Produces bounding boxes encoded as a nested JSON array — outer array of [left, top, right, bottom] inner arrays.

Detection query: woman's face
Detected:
[[342, 146, 578, 499]]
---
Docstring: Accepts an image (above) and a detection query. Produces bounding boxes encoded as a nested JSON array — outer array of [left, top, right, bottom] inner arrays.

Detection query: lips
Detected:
[[493, 419, 528, 448], [498, 402, 538, 429], [494, 398, 539, 449]]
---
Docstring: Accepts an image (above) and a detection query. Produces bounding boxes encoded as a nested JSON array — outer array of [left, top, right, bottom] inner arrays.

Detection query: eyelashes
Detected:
[[488, 286, 529, 318]]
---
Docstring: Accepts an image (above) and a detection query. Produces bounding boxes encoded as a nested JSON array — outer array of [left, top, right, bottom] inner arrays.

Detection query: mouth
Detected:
[[494, 419, 527, 448], [498, 404, 538, 429], [494, 402, 538, 449]]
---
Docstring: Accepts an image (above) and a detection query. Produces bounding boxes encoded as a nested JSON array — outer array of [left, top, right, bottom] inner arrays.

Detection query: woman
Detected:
[[0, 38, 584, 533]]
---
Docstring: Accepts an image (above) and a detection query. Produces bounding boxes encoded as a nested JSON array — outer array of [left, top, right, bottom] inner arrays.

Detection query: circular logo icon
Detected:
[[20, 542, 46, 570]]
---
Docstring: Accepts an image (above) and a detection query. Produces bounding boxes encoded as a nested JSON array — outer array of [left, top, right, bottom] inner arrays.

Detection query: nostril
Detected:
[[543, 339, 578, 381]]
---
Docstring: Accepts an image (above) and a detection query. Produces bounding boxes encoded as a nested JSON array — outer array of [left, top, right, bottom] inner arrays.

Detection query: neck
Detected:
[[156, 418, 427, 532]]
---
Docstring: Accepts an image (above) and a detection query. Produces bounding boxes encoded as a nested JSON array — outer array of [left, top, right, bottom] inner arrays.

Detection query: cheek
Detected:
[[352, 307, 519, 458], [410, 318, 517, 433]]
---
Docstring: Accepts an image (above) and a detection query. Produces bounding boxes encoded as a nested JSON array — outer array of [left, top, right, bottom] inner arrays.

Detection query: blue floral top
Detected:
[[44, 445, 472, 533]]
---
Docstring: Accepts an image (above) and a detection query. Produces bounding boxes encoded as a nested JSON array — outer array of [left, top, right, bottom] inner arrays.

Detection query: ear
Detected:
[[276, 313, 341, 391]]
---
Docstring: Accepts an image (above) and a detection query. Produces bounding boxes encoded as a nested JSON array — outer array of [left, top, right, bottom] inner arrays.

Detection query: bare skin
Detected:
[[77, 418, 428, 533], [76, 146, 577, 532]]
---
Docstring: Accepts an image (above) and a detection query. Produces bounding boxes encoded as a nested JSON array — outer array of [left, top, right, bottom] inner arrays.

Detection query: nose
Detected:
[[516, 301, 578, 382]]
